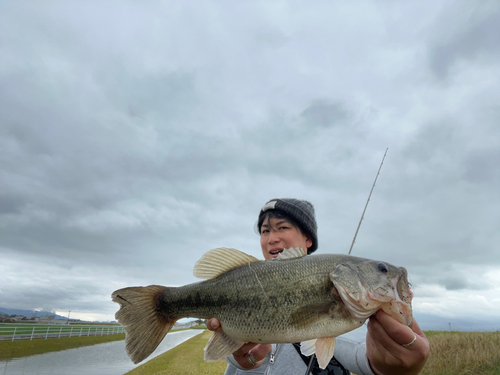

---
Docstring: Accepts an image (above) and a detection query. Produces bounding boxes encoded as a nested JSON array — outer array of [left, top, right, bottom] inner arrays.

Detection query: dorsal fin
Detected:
[[275, 247, 307, 260], [193, 248, 260, 279]]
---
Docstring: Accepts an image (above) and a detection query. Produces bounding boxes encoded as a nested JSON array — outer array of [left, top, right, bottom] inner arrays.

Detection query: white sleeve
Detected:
[[225, 354, 246, 371], [334, 337, 376, 375]]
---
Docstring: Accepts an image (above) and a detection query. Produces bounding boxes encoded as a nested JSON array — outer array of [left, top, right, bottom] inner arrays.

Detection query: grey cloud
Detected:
[[402, 118, 458, 166], [0, 194, 25, 214], [439, 276, 487, 291], [441, 277, 467, 291], [300, 100, 350, 128], [1, 1, 500, 326], [2, 277, 116, 314], [464, 149, 500, 184], [428, 5, 500, 79], [409, 261, 496, 292], [101, 71, 198, 120], [255, 29, 289, 49]]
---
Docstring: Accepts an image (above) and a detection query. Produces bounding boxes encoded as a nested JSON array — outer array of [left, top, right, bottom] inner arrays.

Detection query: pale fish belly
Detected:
[[222, 314, 365, 344]]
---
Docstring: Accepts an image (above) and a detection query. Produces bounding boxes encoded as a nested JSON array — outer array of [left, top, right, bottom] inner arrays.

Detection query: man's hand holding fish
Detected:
[[206, 319, 272, 369], [366, 310, 430, 375]]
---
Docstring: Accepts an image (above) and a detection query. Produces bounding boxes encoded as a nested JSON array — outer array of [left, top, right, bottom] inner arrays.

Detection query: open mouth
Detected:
[[269, 248, 283, 258]]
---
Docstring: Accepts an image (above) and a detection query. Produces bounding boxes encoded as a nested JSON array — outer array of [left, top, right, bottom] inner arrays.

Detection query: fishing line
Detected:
[[306, 355, 316, 374]]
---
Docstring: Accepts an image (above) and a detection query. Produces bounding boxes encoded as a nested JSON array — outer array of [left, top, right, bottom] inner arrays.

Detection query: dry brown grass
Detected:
[[421, 331, 500, 375]]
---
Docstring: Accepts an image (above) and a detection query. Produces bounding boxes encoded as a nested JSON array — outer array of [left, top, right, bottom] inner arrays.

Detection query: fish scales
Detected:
[[161, 253, 359, 343]]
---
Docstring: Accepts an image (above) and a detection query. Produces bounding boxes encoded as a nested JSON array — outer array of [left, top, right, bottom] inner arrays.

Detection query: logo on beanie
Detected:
[[261, 200, 277, 212]]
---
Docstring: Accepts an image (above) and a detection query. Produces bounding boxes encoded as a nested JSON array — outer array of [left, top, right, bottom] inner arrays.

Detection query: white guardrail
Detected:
[[0, 323, 124, 342]]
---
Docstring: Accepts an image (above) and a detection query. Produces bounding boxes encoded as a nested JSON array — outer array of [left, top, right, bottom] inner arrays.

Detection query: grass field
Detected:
[[126, 330, 226, 375], [0, 334, 126, 359], [127, 330, 500, 375], [421, 331, 500, 375]]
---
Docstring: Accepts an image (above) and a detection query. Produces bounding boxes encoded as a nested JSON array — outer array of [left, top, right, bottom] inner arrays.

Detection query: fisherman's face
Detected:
[[260, 216, 312, 260]]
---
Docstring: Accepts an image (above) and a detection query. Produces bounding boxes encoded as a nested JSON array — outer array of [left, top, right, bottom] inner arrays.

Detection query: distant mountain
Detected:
[[0, 307, 68, 320]]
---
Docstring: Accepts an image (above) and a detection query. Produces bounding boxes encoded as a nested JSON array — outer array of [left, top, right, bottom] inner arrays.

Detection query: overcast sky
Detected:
[[1, 1, 499, 330]]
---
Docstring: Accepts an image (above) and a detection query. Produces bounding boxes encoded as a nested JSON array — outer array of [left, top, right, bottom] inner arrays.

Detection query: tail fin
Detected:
[[112, 285, 176, 364]]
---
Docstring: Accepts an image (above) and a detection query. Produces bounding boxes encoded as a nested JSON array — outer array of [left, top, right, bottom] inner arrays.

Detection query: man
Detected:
[[208, 198, 429, 375]]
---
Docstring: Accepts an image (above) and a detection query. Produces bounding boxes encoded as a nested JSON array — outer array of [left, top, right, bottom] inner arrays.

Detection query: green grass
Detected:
[[0, 333, 125, 359], [126, 330, 227, 375]]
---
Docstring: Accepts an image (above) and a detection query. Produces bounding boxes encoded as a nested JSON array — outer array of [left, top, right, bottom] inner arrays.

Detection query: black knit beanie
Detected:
[[258, 198, 318, 254]]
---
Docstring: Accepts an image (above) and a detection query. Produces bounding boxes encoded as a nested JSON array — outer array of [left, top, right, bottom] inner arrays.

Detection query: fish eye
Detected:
[[377, 263, 388, 274]]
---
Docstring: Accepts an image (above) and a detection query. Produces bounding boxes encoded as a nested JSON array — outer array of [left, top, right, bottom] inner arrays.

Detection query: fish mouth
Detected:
[[380, 275, 413, 327], [334, 274, 413, 327], [370, 275, 413, 327], [380, 298, 413, 327]]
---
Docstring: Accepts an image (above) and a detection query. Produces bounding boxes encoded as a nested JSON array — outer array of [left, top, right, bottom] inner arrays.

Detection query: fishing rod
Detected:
[[348, 148, 388, 255], [302, 149, 389, 375]]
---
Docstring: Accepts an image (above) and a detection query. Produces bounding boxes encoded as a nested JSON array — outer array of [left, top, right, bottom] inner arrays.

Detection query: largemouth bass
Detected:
[[112, 247, 413, 369]]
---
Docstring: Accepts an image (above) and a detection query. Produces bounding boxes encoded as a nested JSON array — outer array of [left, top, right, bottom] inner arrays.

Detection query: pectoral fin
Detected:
[[291, 302, 336, 329], [315, 336, 336, 369], [204, 330, 244, 362]]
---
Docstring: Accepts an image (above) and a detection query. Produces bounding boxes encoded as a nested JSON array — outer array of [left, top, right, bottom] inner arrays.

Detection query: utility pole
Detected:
[[67, 311, 71, 325]]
